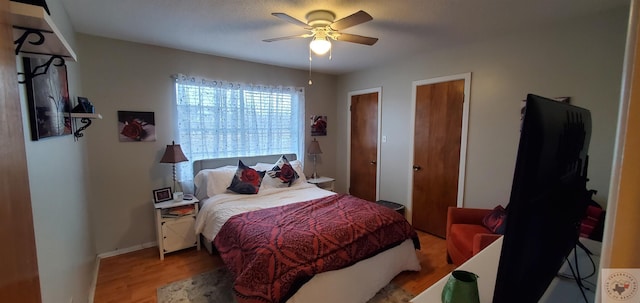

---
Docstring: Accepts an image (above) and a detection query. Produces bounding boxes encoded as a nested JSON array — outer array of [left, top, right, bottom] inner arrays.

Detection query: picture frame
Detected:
[[22, 56, 72, 141], [153, 187, 173, 203], [118, 110, 156, 142], [72, 96, 94, 113], [310, 115, 327, 136]]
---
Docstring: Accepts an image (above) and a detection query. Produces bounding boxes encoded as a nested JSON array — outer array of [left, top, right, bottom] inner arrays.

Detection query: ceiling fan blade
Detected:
[[271, 13, 312, 29], [336, 33, 378, 46], [263, 34, 312, 43], [330, 10, 373, 31]]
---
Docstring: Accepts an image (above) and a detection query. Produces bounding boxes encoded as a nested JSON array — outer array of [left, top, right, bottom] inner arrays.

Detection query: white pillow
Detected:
[[193, 165, 236, 199], [255, 162, 274, 169], [256, 162, 279, 189], [289, 160, 307, 183], [252, 162, 275, 171]]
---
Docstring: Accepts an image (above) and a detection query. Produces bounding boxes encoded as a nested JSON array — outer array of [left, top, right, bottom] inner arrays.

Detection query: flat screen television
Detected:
[[492, 94, 592, 303]]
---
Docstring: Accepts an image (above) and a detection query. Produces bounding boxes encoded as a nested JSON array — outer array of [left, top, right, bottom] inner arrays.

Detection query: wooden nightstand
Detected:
[[153, 198, 200, 260], [307, 176, 335, 191]]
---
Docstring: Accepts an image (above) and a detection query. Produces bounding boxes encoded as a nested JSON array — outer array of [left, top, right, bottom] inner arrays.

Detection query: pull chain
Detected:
[[308, 48, 313, 85]]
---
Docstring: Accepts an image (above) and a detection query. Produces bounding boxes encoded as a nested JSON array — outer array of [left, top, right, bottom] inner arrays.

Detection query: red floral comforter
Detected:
[[213, 194, 419, 303]]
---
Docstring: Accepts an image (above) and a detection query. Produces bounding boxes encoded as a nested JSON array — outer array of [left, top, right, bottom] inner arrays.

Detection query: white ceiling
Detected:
[[59, 0, 629, 75]]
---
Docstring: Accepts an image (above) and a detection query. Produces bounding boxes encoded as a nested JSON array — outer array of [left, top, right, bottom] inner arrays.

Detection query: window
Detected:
[[174, 75, 305, 180]]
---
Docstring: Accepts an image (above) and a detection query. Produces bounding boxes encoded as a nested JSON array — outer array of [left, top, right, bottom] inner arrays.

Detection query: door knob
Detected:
[[370, 161, 377, 165], [413, 165, 422, 171]]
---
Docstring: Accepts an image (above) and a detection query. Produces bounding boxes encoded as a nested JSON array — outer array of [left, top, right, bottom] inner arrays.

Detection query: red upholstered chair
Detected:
[[446, 207, 502, 266]]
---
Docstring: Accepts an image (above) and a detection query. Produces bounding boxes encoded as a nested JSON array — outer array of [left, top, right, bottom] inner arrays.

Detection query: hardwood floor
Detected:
[[93, 231, 456, 302]]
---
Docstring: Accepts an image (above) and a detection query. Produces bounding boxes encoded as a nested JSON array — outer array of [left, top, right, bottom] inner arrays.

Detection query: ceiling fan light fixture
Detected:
[[310, 37, 331, 55]]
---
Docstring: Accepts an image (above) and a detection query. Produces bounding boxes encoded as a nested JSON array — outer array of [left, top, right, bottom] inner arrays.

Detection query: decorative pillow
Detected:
[[267, 155, 300, 187], [580, 205, 604, 239], [227, 160, 266, 194], [482, 205, 508, 235]]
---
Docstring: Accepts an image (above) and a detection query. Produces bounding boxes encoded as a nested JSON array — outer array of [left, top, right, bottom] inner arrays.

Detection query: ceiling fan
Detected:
[[263, 10, 379, 55]]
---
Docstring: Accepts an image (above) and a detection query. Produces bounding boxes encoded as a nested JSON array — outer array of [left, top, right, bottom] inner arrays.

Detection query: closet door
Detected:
[[349, 91, 379, 202], [0, 1, 42, 301], [412, 79, 464, 238]]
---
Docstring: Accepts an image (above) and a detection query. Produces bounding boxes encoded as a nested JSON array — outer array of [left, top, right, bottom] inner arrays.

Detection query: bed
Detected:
[[193, 154, 421, 303]]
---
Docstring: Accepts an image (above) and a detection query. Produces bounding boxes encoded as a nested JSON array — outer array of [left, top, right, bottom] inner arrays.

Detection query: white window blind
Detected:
[[173, 74, 305, 181]]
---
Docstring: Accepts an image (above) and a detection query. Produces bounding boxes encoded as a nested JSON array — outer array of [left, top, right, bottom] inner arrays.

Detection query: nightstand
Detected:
[[307, 176, 335, 191], [153, 198, 200, 260]]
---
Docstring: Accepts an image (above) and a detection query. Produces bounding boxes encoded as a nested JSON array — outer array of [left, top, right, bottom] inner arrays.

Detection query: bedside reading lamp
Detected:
[[307, 138, 322, 179], [160, 141, 188, 193]]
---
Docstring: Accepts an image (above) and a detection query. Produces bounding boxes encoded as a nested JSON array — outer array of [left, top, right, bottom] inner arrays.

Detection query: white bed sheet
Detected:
[[195, 182, 421, 303], [195, 182, 336, 242]]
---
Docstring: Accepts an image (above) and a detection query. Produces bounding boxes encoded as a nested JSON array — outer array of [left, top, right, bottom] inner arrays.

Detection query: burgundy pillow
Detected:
[[482, 205, 508, 234], [227, 160, 265, 194], [580, 205, 604, 238], [267, 155, 299, 186]]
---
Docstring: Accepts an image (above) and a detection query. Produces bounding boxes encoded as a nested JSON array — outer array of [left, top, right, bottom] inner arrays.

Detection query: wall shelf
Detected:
[[69, 113, 103, 119], [68, 113, 102, 139], [10, 1, 77, 61]]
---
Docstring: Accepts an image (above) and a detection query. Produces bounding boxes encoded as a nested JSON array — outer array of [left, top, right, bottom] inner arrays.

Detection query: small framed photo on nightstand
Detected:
[[153, 187, 172, 203]]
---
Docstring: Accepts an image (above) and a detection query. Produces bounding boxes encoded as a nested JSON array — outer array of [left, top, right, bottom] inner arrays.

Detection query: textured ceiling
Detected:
[[59, 0, 629, 75]]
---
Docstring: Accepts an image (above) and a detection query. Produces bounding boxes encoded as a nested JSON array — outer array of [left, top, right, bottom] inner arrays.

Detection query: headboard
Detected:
[[192, 154, 297, 177]]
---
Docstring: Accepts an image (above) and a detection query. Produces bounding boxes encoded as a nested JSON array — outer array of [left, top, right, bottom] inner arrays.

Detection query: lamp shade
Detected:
[[160, 141, 188, 163], [307, 139, 322, 155]]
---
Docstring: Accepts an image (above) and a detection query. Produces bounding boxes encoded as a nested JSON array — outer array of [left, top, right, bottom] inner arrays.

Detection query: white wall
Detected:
[[75, 34, 337, 254], [19, 0, 96, 302], [336, 7, 629, 218]]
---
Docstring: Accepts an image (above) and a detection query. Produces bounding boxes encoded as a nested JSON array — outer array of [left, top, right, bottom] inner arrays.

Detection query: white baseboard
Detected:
[[97, 241, 157, 259]]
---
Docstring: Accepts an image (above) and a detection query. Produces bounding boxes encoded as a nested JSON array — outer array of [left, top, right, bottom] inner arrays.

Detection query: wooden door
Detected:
[[0, 0, 42, 301], [412, 79, 464, 238], [349, 92, 378, 202]]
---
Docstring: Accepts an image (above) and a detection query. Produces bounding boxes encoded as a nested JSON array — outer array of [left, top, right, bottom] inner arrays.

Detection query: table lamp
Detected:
[[307, 138, 322, 179], [160, 141, 188, 193]]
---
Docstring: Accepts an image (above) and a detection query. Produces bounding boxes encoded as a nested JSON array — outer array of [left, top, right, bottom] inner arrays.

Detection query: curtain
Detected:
[[173, 74, 305, 181]]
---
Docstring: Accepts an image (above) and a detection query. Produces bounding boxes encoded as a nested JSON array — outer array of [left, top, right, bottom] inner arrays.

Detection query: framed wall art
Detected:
[[117, 111, 156, 142], [22, 57, 72, 141], [310, 115, 327, 136]]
